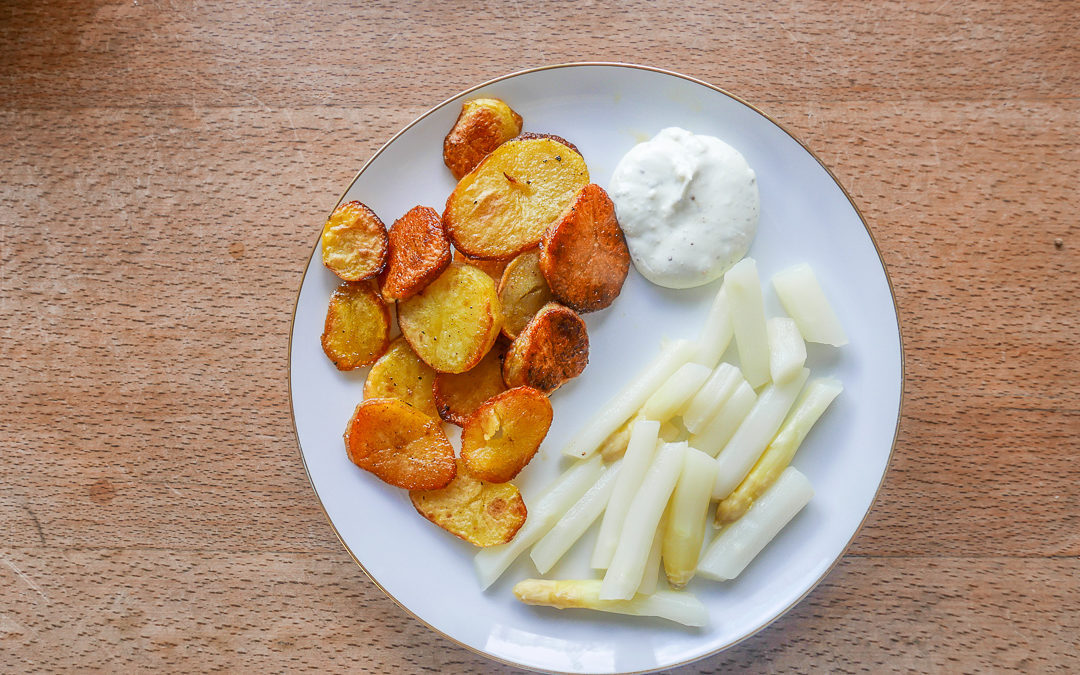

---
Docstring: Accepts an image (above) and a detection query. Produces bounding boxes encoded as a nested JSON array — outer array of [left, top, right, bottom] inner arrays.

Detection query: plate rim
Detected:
[[286, 61, 907, 674]]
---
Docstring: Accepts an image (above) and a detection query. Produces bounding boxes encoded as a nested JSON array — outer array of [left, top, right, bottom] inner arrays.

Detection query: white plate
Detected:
[[289, 63, 903, 674]]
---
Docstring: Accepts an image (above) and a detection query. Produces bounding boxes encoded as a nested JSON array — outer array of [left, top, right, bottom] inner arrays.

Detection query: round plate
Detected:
[[289, 63, 903, 674]]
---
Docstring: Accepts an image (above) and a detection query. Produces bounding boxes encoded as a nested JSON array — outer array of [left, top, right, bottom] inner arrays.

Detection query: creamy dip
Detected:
[[609, 127, 759, 289]]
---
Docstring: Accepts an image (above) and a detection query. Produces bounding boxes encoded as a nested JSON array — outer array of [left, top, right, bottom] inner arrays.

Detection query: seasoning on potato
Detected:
[[320, 200, 389, 282], [461, 386, 553, 483], [379, 206, 452, 302], [444, 136, 589, 260], [503, 302, 589, 394], [443, 98, 524, 180], [410, 460, 527, 547], [540, 183, 630, 313], [433, 339, 509, 427], [344, 398, 456, 490], [498, 250, 555, 339], [321, 280, 391, 370], [363, 337, 439, 417], [397, 262, 504, 374]]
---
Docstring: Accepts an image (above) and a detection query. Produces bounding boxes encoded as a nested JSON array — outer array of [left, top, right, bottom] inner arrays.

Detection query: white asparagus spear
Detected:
[[697, 467, 813, 581], [474, 456, 603, 590], [636, 523, 663, 595], [712, 368, 809, 499], [600, 442, 686, 600], [592, 421, 661, 569], [682, 362, 743, 434], [692, 285, 734, 368], [563, 339, 696, 459], [513, 579, 708, 627], [725, 258, 771, 388], [689, 380, 757, 458], [662, 447, 720, 588], [771, 263, 848, 346], [530, 460, 621, 575], [641, 362, 712, 421], [766, 317, 807, 384]]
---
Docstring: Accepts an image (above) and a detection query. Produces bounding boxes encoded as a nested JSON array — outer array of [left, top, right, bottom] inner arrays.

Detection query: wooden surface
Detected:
[[2, 1, 1077, 672]]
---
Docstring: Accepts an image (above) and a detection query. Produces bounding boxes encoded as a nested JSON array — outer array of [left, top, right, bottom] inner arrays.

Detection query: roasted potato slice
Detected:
[[410, 460, 527, 547], [433, 339, 509, 426], [443, 98, 524, 180], [320, 201, 389, 281], [502, 302, 589, 394], [454, 248, 510, 281], [461, 386, 553, 483], [498, 250, 555, 339], [344, 398, 456, 490], [515, 132, 580, 155], [379, 206, 452, 302], [540, 184, 630, 313], [321, 280, 391, 370], [444, 137, 589, 260], [397, 262, 503, 373], [363, 337, 438, 416]]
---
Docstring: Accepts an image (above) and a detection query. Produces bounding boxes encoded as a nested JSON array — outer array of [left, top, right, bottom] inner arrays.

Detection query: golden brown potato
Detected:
[[344, 398, 456, 490], [444, 137, 589, 260], [539, 183, 630, 313], [320, 201, 389, 281], [461, 387, 553, 483], [410, 460, 527, 547], [379, 206, 452, 302], [498, 250, 555, 339], [454, 249, 510, 281], [397, 263, 503, 373], [515, 132, 580, 155], [363, 337, 438, 416], [432, 339, 508, 426], [321, 280, 391, 370], [443, 98, 524, 180], [502, 302, 589, 394]]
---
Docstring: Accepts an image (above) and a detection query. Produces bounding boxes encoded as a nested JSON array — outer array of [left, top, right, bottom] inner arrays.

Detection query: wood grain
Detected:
[[1, 0, 1077, 672]]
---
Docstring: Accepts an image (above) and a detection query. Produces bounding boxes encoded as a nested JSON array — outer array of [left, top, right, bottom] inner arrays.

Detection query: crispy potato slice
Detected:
[[461, 386, 553, 483], [321, 201, 389, 281], [515, 132, 580, 155], [321, 280, 391, 370], [443, 98, 524, 180], [397, 262, 503, 373], [503, 302, 589, 394], [498, 250, 555, 340], [410, 460, 527, 547], [444, 137, 589, 260], [379, 206, 452, 302], [540, 184, 630, 313], [454, 248, 510, 281], [433, 339, 509, 426], [363, 337, 438, 416], [344, 398, 456, 490]]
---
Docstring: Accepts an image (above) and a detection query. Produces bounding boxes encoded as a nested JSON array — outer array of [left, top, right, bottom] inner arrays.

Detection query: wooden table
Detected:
[[3, 1, 1077, 671]]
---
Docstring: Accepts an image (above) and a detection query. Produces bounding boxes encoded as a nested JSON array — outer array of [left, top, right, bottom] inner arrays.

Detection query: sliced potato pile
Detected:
[[363, 337, 438, 417], [380, 205, 452, 302], [444, 136, 589, 260], [443, 98, 524, 180], [454, 249, 509, 281], [498, 250, 554, 339], [433, 339, 508, 427], [321, 201, 388, 281], [321, 280, 391, 370], [410, 460, 527, 547], [344, 398, 456, 490], [503, 302, 589, 393], [461, 386, 553, 483]]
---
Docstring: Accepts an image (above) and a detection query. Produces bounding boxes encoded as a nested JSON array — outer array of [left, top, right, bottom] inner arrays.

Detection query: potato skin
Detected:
[[433, 338, 509, 427], [320, 201, 389, 282], [379, 206, 452, 302], [363, 337, 438, 416], [397, 263, 503, 374], [454, 248, 509, 281], [502, 302, 589, 394], [444, 137, 589, 260], [514, 132, 580, 155], [498, 250, 555, 340], [461, 387, 553, 483], [443, 98, 524, 180], [344, 398, 456, 490], [540, 184, 630, 313], [321, 280, 391, 370], [410, 460, 527, 547]]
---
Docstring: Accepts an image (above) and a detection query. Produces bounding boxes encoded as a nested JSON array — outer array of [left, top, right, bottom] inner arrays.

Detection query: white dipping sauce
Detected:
[[609, 127, 759, 289]]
